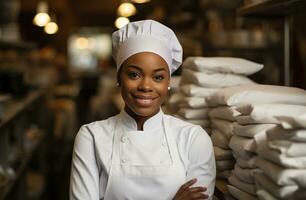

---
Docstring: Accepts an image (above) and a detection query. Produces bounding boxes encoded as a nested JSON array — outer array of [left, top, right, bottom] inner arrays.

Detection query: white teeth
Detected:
[[139, 99, 152, 103], [135, 97, 154, 106], [142, 99, 152, 103]]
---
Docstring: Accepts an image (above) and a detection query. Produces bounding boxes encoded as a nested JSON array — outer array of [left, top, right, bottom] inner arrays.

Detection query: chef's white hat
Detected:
[[112, 20, 182, 74]]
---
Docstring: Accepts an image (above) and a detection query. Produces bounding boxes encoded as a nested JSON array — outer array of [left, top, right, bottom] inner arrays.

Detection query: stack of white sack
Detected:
[[255, 114, 306, 200], [211, 119, 236, 179], [207, 84, 306, 200], [170, 57, 262, 134], [163, 76, 182, 114]]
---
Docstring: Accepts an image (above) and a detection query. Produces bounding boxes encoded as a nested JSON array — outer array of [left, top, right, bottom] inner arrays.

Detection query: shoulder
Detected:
[[166, 114, 214, 167], [166, 115, 210, 139], [76, 114, 119, 142], [166, 114, 212, 146]]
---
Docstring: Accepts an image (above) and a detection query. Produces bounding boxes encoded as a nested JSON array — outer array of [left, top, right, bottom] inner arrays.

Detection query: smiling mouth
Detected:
[[132, 95, 157, 107]]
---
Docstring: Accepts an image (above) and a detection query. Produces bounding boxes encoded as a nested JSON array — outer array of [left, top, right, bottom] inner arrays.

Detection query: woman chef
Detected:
[[70, 20, 216, 200]]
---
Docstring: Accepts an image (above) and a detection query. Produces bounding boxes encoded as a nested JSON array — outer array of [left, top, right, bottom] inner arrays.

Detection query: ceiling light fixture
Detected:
[[33, 1, 50, 27], [117, 2, 137, 17], [44, 14, 58, 34], [44, 22, 58, 34], [132, 0, 151, 4]]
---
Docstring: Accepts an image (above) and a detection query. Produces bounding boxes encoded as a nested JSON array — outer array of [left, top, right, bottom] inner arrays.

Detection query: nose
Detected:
[[138, 77, 153, 92]]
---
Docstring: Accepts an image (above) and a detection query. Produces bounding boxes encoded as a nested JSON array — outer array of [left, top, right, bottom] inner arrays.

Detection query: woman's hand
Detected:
[[172, 178, 209, 200]]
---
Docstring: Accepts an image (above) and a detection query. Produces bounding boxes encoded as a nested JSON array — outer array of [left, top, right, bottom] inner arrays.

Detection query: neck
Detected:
[[124, 106, 160, 131]]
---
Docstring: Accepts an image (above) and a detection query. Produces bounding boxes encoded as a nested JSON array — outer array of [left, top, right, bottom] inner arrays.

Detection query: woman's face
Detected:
[[118, 52, 170, 118]]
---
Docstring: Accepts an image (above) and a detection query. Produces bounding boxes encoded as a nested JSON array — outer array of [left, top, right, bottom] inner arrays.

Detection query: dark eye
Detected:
[[128, 72, 140, 80], [154, 75, 164, 81]]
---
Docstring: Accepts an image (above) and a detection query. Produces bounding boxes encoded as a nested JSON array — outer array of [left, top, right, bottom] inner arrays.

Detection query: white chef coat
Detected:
[[70, 109, 216, 200]]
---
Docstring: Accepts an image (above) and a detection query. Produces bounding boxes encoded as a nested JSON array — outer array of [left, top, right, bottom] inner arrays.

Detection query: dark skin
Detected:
[[118, 52, 170, 130], [118, 52, 208, 199]]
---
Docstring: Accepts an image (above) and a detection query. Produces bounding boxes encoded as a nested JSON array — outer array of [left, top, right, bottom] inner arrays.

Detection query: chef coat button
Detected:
[[122, 159, 127, 163], [121, 136, 127, 143], [162, 142, 167, 147]]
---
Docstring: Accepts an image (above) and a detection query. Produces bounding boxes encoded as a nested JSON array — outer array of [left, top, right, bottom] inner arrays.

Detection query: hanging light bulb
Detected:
[[44, 14, 58, 34], [44, 22, 58, 34], [33, 13, 50, 27], [33, 1, 50, 27], [132, 0, 150, 3], [115, 17, 130, 29], [117, 2, 137, 17]]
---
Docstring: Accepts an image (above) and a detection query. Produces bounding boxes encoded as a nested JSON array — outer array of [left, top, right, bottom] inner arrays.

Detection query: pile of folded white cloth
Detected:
[[163, 76, 182, 114], [255, 114, 306, 200], [168, 57, 263, 134], [207, 84, 306, 200], [210, 118, 236, 179], [166, 84, 213, 131]]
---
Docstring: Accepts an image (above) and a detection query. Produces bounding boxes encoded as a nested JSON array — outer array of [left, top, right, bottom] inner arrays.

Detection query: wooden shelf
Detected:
[[204, 44, 279, 52], [237, 0, 305, 17], [0, 90, 45, 129], [0, 40, 36, 50]]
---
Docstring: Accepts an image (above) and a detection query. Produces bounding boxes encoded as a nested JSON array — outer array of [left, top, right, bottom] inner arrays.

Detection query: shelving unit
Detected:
[[212, 1, 306, 199], [0, 91, 44, 128], [0, 130, 44, 200], [237, 0, 303, 17], [0, 40, 36, 50], [0, 89, 47, 200], [204, 43, 281, 53], [237, 0, 306, 86]]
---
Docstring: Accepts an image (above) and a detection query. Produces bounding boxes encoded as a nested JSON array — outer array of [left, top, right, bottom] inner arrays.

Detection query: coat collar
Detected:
[[120, 109, 163, 132]]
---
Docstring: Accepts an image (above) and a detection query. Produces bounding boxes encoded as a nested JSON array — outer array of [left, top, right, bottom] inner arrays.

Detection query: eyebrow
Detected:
[[126, 65, 142, 71], [126, 64, 168, 72]]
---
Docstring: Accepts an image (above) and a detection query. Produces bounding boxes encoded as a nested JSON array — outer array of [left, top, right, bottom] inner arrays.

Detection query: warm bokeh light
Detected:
[[132, 0, 151, 3], [117, 3, 137, 17], [75, 37, 89, 49], [33, 13, 50, 27], [115, 17, 130, 29], [33, 1, 50, 27], [88, 38, 97, 49], [44, 22, 58, 34]]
